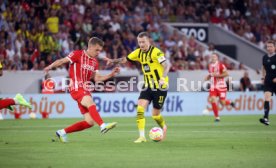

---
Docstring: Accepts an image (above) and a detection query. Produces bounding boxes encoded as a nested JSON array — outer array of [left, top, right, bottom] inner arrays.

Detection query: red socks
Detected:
[[211, 102, 219, 117], [225, 100, 231, 106], [88, 105, 104, 126], [0, 99, 15, 110], [63, 105, 103, 134], [64, 121, 92, 134]]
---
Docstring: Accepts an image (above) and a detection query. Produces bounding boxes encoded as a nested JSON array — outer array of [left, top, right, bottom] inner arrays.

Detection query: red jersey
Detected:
[[66, 50, 99, 92], [208, 61, 227, 91]]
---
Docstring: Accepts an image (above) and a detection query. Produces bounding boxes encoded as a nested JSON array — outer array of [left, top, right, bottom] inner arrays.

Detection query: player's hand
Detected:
[[44, 66, 51, 74], [205, 74, 211, 81], [159, 77, 166, 86], [103, 57, 113, 66], [273, 78, 276, 83], [112, 66, 120, 76]]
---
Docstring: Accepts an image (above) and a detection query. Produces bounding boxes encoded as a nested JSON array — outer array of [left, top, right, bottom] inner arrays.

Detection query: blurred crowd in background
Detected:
[[0, 0, 275, 72]]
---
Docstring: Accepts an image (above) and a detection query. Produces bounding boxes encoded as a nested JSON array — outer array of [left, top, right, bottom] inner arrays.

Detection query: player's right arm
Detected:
[[44, 57, 70, 73], [44, 51, 79, 73], [261, 65, 266, 83], [205, 65, 211, 81], [104, 49, 140, 65]]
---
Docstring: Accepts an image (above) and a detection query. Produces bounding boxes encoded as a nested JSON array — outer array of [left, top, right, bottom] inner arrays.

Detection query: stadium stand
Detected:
[[0, 0, 274, 72]]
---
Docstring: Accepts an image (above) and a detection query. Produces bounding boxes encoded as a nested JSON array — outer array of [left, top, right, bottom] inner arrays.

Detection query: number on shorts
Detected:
[[158, 96, 164, 103]]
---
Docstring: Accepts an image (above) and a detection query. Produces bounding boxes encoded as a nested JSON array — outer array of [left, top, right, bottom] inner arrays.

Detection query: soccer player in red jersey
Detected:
[[44, 37, 119, 142], [0, 62, 32, 112], [205, 53, 235, 122]]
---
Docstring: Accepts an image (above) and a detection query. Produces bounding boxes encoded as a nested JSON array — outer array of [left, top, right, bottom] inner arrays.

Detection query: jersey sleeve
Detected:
[[127, 49, 140, 62], [153, 48, 166, 64], [66, 51, 79, 64], [0, 62, 2, 69]]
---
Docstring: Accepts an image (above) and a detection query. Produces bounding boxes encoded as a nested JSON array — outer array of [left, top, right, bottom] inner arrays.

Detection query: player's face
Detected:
[[266, 43, 276, 54], [210, 54, 218, 63], [89, 44, 103, 57], [137, 36, 150, 52]]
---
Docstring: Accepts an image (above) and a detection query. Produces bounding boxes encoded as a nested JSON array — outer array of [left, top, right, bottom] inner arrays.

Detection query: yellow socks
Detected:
[[152, 114, 165, 128], [136, 105, 145, 137]]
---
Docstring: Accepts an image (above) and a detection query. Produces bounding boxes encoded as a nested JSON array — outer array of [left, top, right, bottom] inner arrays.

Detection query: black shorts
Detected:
[[264, 83, 276, 95], [138, 88, 167, 109]]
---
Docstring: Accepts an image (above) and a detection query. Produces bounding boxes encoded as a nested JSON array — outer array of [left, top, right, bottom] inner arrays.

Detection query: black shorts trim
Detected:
[[138, 88, 167, 109]]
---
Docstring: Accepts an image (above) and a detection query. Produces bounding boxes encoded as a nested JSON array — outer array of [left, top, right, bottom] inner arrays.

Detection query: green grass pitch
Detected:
[[0, 115, 275, 168]]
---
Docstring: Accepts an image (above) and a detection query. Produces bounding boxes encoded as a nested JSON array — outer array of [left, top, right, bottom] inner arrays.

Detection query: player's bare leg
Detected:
[[220, 99, 235, 108], [260, 92, 271, 125], [0, 94, 32, 111], [134, 99, 149, 143], [152, 108, 167, 141], [209, 96, 220, 122], [81, 95, 117, 133]]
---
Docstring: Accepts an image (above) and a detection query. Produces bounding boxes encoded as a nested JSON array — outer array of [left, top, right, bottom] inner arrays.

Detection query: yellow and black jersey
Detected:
[[0, 61, 2, 69], [127, 46, 169, 89]]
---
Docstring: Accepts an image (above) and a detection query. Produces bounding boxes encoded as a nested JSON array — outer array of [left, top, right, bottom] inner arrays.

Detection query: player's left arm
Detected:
[[0, 62, 3, 76], [94, 67, 120, 82], [212, 70, 229, 78], [159, 60, 170, 84], [155, 49, 170, 85], [212, 64, 229, 78]]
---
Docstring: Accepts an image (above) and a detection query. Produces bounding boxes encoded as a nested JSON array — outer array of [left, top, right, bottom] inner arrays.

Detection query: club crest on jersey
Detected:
[[81, 64, 95, 71], [271, 64, 276, 70]]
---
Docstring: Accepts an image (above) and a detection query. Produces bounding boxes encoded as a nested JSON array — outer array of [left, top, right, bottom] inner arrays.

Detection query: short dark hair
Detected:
[[266, 40, 275, 46], [137, 32, 150, 38], [88, 37, 104, 47]]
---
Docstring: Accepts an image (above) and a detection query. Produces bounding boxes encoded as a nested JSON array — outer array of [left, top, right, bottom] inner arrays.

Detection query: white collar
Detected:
[[211, 61, 218, 67]]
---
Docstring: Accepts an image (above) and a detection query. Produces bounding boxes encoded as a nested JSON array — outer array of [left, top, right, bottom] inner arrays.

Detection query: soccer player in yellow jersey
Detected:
[[106, 32, 170, 143]]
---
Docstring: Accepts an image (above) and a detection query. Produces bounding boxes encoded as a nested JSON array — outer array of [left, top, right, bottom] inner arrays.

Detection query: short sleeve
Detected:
[[153, 48, 166, 64], [0, 62, 2, 69], [127, 49, 140, 62], [66, 51, 79, 64]]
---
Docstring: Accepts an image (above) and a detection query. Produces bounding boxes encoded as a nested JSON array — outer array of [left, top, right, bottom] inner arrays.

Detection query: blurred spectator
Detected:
[[2, 0, 271, 72], [240, 71, 254, 91], [46, 9, 59, 34]]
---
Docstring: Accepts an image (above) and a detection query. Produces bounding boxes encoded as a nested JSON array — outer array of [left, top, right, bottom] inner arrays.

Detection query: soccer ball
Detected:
[[202, 109, 210, 115], [149, 127, 163, 142], [29, 112, 37, 119]]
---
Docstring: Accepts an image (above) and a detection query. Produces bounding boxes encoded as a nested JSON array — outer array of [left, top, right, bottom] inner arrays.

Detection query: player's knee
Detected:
[[85, 119, 94, 126], [81, 96, 94, 108], [209, 97, 216, 103], [220, 100, 226, 105], [264, 95, 271, 101], [137, 105, 145, 119]]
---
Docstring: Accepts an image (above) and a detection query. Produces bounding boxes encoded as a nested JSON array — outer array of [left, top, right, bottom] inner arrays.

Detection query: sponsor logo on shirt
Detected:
[[81, 64, 95, 71]]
